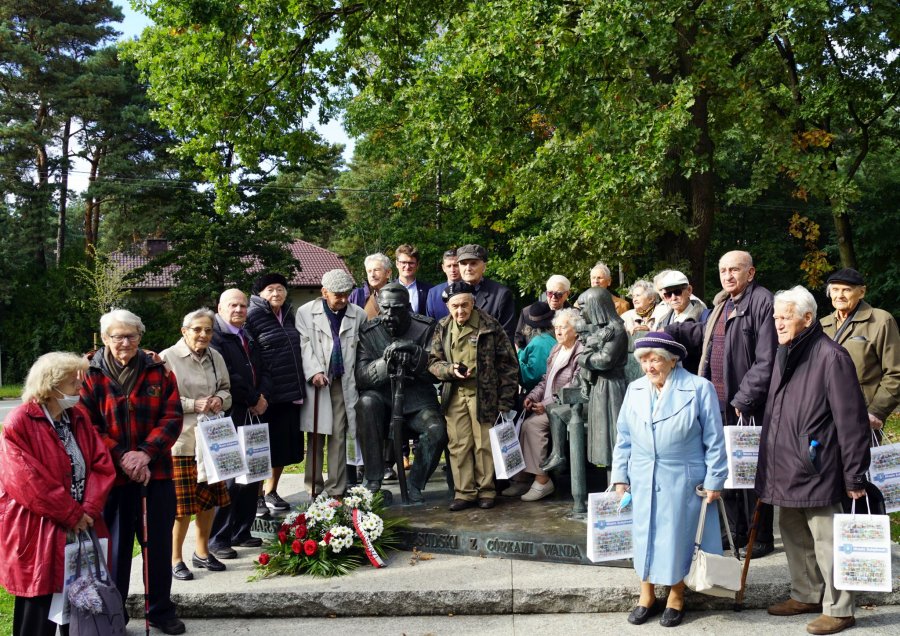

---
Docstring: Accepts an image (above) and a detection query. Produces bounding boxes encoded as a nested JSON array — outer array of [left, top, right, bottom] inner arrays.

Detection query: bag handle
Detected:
[[736, 414, 756, 427], [694, 488, 737, 558], [244, 411, 262, 426], [849, 494, 872, 517], [76, 529, 112, 584]]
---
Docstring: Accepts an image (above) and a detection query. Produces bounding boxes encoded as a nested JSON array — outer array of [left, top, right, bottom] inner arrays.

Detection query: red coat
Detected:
[[0, 402, 115, 596]]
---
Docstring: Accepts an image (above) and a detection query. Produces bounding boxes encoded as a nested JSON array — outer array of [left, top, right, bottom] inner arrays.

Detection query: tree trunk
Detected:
[[56, 117, 72, 265], [84, 152, 101, 253], [687, 88, 717, 301], [833, 211, 857, 269]]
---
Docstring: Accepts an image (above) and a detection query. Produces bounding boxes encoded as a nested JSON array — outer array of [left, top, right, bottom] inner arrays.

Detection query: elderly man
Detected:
[[590, 261, 631, 315], [297, 269, 367, 498], [514, 274, 572, 350], [820, 268, 900, 432], [355, 283, 448, 502], [758, 286, 869, 636], [655, 270, 705, 328], [456, 244, 517, 343], [667, 250, 777, 558], [349, 252, 393, 319], [80, 309, 185, 635], [208, 289, 271, 559], [428, 282, 519, 511], [395, 244, 432, 315], [426, 249, 461, 321]]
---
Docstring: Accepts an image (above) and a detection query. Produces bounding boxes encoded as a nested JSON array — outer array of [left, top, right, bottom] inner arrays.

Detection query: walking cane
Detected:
[[310, 385, 320, 500], [140, 484, 150, 636], [390, 357, 410, 505], [734, 498, 762, 611]]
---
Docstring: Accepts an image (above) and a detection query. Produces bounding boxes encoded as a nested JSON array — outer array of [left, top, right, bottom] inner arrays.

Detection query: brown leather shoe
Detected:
[[448, 498, 474, 512], [768, 598, 823, 616], [806, 615, 856, 635], [477, 497, 496, 509]]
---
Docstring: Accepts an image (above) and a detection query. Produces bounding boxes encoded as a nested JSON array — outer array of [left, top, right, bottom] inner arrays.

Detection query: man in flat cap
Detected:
[[456, 244, 518, 343], [821, 268, 900, 432], [355, 283, 447, 502], [296, 269, 367, 497]]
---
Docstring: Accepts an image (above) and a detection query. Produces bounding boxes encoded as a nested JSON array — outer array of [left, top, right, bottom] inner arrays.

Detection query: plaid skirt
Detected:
[[173, 456, 230, 517]]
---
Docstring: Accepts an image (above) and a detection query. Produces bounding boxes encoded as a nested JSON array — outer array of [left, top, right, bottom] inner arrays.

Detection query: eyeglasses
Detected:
[[663, 287, 686, 298], [396, 260, 417, 267], [108, 333, 140, 343], [546, 290, 567, 299]]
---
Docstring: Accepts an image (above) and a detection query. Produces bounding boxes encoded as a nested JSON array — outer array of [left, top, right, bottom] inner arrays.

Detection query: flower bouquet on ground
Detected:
[[251, 486, 405, 579]]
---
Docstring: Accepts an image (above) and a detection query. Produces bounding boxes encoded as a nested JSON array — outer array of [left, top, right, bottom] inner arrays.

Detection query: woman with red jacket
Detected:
[[0, 352, 115, 636]]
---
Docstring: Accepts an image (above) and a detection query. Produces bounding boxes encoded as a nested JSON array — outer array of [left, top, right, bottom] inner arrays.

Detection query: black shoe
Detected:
[[265, 491, 290, 511], [192, 552, 226, 571], [171, 561, 193, 581], [627, 601, 662, 625], [256, 496, 269, 517], [448, 498, 474, 511], [477, 497, 496, 509], [235, 537, 263, 548], [407, 485, 425, 504], [740, 541, 775, 559], [659, 607, 685, 627], [149, 617, 186, 635], [210, 546, 238, 560]]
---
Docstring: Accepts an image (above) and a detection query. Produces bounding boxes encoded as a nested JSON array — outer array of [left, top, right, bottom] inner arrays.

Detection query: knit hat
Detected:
[[441, 281, 476, 303], [252, 273, 289, 295], [321, 269, 355, 293], [634, 332, 688, 360], [523, 302, 554, 329], [826, 268, 865, 287]]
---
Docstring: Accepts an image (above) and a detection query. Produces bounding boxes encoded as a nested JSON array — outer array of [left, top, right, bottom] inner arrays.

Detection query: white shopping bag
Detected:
[[869, 436, 900, 514], [724, 416, 761, 489], [833, 499, 892, 592], [489, 411, 525, 479], [196, 413, 248, 484], [586, 490, 633, 563], [235, 417, 272, 484]]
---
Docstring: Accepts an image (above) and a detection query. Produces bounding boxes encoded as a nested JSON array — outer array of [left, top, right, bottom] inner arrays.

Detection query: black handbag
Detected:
[[67, 530, 126, 636]]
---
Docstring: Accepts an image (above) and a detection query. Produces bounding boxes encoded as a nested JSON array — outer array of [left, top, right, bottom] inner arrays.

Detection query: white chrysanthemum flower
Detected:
[[359, 512, 384, 541], [284, 511, 300, 525], [327, 525, 354, 553]]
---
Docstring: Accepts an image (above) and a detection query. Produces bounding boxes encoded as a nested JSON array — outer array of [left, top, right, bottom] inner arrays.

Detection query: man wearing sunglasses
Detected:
[[656, 270, 705, 328], [514, 274, 572, 350]]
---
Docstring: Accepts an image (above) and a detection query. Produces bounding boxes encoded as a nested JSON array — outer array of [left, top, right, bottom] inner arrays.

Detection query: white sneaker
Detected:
[[521, 479, 555, 502]]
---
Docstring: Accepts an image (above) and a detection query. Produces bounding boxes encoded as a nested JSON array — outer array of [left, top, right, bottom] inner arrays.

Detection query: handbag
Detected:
[[684, 493, 743, 598], [67, 530, 126, 636]]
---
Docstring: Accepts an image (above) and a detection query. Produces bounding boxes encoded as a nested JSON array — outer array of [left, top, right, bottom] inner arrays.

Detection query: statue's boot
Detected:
[[540, 416, 569, 472]]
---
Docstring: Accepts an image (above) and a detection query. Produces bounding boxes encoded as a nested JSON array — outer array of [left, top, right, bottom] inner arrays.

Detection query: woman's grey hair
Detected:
[[552, 307, 580, 328], [21, 352, 88, 404], [182, 308, 216, 328], [364, 252, 392, 271], [774, 285, 817, 318], [629, 279, 658, 301], [633, 347, 679, 364], [546, 274, 571, 291], [100, 309, 146, 336]]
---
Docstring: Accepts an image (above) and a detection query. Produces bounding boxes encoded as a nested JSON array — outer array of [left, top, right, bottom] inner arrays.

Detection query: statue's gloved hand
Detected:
[[383, 339, 420, 361]]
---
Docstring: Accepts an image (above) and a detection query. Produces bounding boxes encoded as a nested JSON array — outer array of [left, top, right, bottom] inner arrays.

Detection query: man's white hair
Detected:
[[774, 285, 817, 318], [100, 309, 145, 336], [591, 262, 611, 279], [364, 252, 392, 271], [546, 274, 571, 291]]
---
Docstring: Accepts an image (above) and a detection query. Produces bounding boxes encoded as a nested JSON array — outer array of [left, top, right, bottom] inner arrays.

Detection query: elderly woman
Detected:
[[245, 273, 306, 514], [428, 281, 520, 511], [160, 308, 232, 581], [820, 268, 900, 432], [80, 309, 184, 635], [612, 332, 727, 628], [517, 301, 557, 391], [621, 280, 659, 335], [0, 353, 115, 636], [503, 308, 583, 502]]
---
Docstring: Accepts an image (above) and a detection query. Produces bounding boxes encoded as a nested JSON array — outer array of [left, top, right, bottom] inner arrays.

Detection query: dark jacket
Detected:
[[667, 281, 777, 426], [473, 277, 517, 344], [210, 314, 272, 426], [428, 308, 520, 423], [426, 282, 450, 320], [356, 313, 439, 414], [80, 349, 183, 485], [755, 322, 870, 508], [406, 279, 432, 315], [245, 295, 305, 404], [349, 284, 374, 309]]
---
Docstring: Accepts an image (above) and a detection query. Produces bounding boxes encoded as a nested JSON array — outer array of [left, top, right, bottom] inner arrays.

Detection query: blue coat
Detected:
[[611, 365, 728, 585]]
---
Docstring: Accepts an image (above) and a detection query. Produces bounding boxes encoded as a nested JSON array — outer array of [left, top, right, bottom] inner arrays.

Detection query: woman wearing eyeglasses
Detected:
[[160, 308, 232, 582]]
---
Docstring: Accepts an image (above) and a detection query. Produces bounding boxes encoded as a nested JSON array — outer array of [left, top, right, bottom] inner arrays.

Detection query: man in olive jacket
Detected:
[[756, 286, 869, 636]]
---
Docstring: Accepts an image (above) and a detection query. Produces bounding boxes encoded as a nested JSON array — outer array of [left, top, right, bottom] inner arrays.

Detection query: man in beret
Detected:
[[428, 282, 519, 511], [296, 269, 367, 497], [456, 244, 518, 343], [355, 283, 447, 502], [820, 267, 900, 431]]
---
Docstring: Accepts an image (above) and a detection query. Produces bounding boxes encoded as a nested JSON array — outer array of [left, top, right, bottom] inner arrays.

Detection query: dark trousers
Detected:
[[13, 594, 67, 636], [210, 478, 259, 548], [103, 479, 177, 623], [723, 487, 774, 546]]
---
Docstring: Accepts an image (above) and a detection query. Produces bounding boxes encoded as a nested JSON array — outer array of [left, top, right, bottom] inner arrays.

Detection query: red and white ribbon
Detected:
[[351, 508, 385, 568]]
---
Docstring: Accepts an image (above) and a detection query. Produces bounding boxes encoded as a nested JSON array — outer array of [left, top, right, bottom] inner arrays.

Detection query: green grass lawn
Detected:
[[0, 384, 22, 399], [884, 413, 899, 542]]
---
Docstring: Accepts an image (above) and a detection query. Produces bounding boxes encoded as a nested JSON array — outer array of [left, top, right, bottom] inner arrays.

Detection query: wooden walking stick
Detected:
[[734, 498, 763, 611], [140, 484, 150, 636], [310, 385, 320, 500]]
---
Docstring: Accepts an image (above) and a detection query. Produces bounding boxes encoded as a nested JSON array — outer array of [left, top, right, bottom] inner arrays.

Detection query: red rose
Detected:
[[292, 540, 302, 554], [258, 553, 270, 565], [303, 539, 318, 556], [280, 523, 289, 532], [278, 531, 288, 544], [323, 531, 333, 545], [294, 514, 306, 526], [294, 525, 307, 540]]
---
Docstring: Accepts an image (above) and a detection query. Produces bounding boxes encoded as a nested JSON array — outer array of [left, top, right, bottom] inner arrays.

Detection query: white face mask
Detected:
[[55, 389, 80, 410]]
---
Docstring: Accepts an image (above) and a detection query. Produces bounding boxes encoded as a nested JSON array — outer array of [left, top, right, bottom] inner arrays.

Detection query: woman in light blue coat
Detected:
[[612, 332, 727, 628]]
